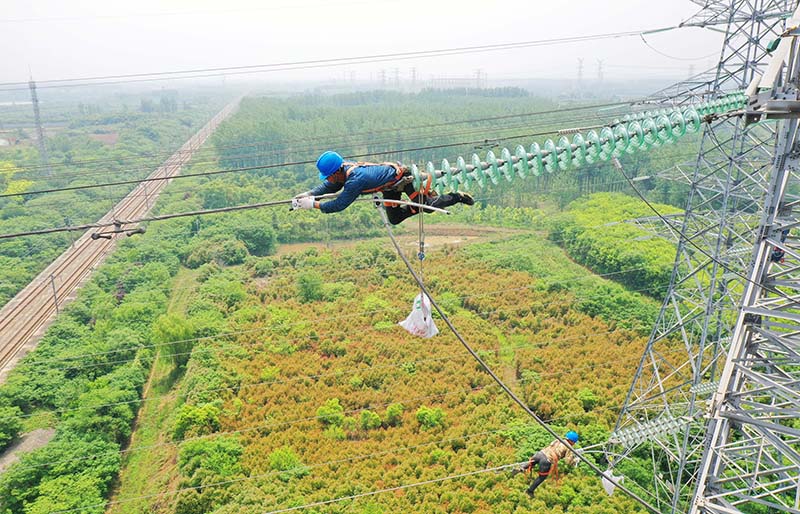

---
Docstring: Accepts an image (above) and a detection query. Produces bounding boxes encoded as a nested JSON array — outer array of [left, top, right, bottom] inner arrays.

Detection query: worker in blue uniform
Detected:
[[292, 151, 474, 225]]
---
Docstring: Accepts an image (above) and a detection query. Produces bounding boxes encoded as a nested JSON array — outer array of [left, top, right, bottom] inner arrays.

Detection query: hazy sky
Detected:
[[1, 0, 721, 86]]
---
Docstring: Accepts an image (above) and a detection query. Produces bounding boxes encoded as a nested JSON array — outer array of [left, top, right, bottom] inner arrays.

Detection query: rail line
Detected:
[[0, 98, 241, 383]]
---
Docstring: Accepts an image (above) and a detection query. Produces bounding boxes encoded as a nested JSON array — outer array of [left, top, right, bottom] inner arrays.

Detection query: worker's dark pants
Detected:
[[526, 452, 552, 495], [382, 183, 461, 225]]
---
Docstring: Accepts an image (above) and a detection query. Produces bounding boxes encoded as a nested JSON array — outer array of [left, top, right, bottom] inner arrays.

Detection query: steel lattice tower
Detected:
[[28, 77, 51, 177], [610, 1, 797, 512]]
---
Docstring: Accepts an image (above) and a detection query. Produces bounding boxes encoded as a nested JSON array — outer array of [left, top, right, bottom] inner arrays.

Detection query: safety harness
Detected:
[[525, 455, 560, 480], [407, 172, 433, 215], [327, 161, 413, 193]]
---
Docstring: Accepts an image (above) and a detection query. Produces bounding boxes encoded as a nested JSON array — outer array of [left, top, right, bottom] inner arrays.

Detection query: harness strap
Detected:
[[343, 161, 407, 193], [407, 173, 433, 214], [525, 457, 534, 476]]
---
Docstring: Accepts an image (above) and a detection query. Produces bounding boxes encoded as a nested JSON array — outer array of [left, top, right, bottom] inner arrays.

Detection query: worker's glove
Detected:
[[294, 191, 313, 199], [291, 197, 315, 210]]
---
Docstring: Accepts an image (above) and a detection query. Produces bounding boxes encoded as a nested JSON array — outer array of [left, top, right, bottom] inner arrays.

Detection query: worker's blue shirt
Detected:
[[309, 164, 399, 213]]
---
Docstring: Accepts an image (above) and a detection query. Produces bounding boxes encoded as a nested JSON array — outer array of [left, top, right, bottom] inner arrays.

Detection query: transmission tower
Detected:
[[690, 14, 800, 511], [28, 77, 51, 176], [610, 1, 797, 513]]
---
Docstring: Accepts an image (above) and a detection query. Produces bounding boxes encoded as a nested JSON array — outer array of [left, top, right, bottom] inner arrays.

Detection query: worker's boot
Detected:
[[456, 192, 474, 205]]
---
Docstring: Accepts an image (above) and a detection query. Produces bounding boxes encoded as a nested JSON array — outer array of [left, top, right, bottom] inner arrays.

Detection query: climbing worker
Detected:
[[519, 431, 580, 497], [770, 229, 790, 263], [291, 150, 474, 225]]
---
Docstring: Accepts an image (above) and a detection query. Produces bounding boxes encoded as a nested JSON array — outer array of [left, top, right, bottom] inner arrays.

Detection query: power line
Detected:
[[4, 286, 657, 421], [1, 223, 663, 378], [613, 157, 800, 322], [0, 122, 649, 240], [49, 390, 514, 513], [12, 232, 659, 371], [0, 111, 613, 216], [19, 359, 624, 480], [378, 205, 660, 512], [1, 122, 616, 202], [0, 28, 677, 92], [8, 100, 631, 179], [7, 112, 608, 198], [0, 0, 399, 24], [639, 34, 719, 62], [259, 463, 526, 513]]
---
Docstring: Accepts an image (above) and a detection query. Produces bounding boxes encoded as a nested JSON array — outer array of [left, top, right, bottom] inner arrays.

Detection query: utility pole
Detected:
[[28, 76, 51, 176], [64, 218, 75, 248], [49, 274, 58, 315], [596, 59, 604, 84], [379, 69, 386, 88]]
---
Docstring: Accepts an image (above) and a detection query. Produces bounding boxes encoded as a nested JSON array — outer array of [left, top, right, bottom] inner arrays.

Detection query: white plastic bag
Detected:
[[399, 293, 439, 338], [601, 470, 624, 496]]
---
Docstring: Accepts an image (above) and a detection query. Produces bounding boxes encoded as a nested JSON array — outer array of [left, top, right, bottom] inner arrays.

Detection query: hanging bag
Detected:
[[399, 293, 439, 338]]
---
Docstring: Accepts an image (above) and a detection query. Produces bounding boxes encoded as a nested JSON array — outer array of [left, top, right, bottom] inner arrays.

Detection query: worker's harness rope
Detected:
[[376, 203, 660, 514]]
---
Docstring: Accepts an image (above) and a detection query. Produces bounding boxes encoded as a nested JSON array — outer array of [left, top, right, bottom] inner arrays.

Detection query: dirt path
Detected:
[[276, 223, 528, 256], [0, 428, 55, 474]]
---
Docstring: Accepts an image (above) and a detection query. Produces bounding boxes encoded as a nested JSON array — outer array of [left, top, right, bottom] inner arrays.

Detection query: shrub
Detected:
[[152, 314, 195, 367], [316, 398, 345, 426], [384, 403, 404, 427], [323, 425, 346, 441], [185, 237, 248, 268], [267, 446, 309, 482], [359, 410, 382, 431], [0, 435, 120, 513], [577, 388, 599, 411], [251, 257, 275, 277], [197, 262, 220, 282], [320, 340, 346, 358], [296, 271, 323, 303], [416, 406, 446, 430], [22, 474, 104, 514], [178, 437, 244, 487], [234, 224, 276, 256], [199, 274, 247, 309], [173, 402, 222, 440], [0, 405, 23, 450], [260, 366, 280, 382]]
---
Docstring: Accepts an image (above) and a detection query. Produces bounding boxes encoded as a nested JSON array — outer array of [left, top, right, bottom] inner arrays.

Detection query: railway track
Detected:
[[0, 98, 241, 383]]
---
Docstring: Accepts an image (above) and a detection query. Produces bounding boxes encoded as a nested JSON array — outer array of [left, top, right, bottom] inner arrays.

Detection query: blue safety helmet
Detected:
[[316, 151, 344, 180], [565, 430, 579, 444]]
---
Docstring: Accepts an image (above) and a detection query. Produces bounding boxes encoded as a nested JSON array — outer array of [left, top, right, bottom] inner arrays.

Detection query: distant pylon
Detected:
[[28, 76, 51, 176], [474, 68, 484, 89], [596, 59, 604, 83]]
